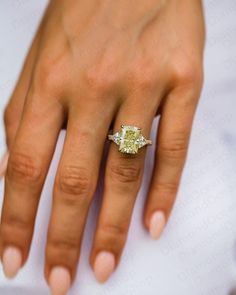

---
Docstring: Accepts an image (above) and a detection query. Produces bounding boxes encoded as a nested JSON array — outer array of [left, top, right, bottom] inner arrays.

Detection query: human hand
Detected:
[[0, 0, 205, 294]]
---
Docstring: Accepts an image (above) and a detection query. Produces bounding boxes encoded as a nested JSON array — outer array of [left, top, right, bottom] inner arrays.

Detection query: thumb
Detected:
[[0, 151, 9, 178], [0, 100, 23, 179]]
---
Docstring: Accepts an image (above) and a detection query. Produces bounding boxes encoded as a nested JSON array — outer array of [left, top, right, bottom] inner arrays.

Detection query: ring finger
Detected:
[[90, 96, 158, 283]]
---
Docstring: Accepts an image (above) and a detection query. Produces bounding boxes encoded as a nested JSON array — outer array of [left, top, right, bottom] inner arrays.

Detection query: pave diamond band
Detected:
[[108, 125, 152, 154]]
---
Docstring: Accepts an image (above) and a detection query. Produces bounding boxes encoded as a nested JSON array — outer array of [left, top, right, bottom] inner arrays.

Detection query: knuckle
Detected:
[[2, 213, 30, 232], [171, 56, 203, 89], [129, 58, 157, 90], [152, 181, 178, 195], [100, 223, 127, 239], [84, 62, 117, 94], [3, 103, 20, 135], [47, 234, 79, 264], [108, 161, 142, 184], [4, 105, 14, 127], [0, 218, 30, 249], [32, 57, 68, 93], [48, 236, 78, 253], [7, 152, 43, 184], [158, 135, 188, 161], [56, 165, 92, 197]]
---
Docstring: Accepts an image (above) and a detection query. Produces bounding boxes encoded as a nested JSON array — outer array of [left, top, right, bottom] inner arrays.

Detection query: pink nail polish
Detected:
[[149, 211, 166, 240], [49, 266, 71, 295], [94, 251, 115, 283], [2, 246, 22, 279], [0, 151, 9, 178]]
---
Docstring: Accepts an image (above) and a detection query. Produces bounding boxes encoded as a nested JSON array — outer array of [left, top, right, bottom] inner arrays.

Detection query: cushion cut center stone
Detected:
[[119, 126, 141, 154]]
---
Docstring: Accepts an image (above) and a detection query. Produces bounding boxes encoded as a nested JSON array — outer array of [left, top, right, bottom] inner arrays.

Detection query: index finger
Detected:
[[0, 91, 63, 278]]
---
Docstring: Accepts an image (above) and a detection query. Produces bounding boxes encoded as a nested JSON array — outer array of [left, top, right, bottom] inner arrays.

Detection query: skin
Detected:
[[0, 0, 205, 287]]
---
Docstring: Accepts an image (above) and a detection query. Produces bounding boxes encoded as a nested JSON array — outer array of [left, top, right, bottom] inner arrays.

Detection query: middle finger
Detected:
[[46, 101, 115, 293]]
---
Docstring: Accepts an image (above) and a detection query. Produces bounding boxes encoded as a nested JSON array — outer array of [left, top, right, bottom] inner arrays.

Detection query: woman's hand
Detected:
[[0, 0, 205, 293]]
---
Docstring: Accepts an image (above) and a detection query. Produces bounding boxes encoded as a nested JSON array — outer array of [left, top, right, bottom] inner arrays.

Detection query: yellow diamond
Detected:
[[119, 125, 141, 154]]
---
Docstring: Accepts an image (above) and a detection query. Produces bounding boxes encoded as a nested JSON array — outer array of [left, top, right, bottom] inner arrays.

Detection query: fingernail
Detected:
[[0, 151, 9, 178], [149, 211, 166, 240], [49, 266, 71, 295], [94, 251, 115, 283], [2, 246, 22, 279]]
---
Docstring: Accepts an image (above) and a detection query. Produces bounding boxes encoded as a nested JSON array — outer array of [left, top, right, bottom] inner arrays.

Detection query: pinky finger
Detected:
[[144, 87, 199, 240]]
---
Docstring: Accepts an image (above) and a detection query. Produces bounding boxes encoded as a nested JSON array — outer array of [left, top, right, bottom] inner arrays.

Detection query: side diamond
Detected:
[[113, 132, 122, 145], [136, 136, 147, 148]]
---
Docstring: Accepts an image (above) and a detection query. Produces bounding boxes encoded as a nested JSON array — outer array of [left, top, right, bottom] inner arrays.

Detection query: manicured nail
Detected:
[[0, 151, 9, 178], [49, 266, 71, 295], [94, 251, 115, 283], [2, 246, 22, 279], [149, 211, 166, 240]]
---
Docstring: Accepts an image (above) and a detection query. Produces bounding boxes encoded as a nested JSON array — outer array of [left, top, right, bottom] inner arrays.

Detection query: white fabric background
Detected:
[[0, 1, 236, 294]]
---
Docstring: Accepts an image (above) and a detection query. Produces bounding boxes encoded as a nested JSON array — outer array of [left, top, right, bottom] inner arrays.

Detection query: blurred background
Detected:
[[0, 0, 236, 294]]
